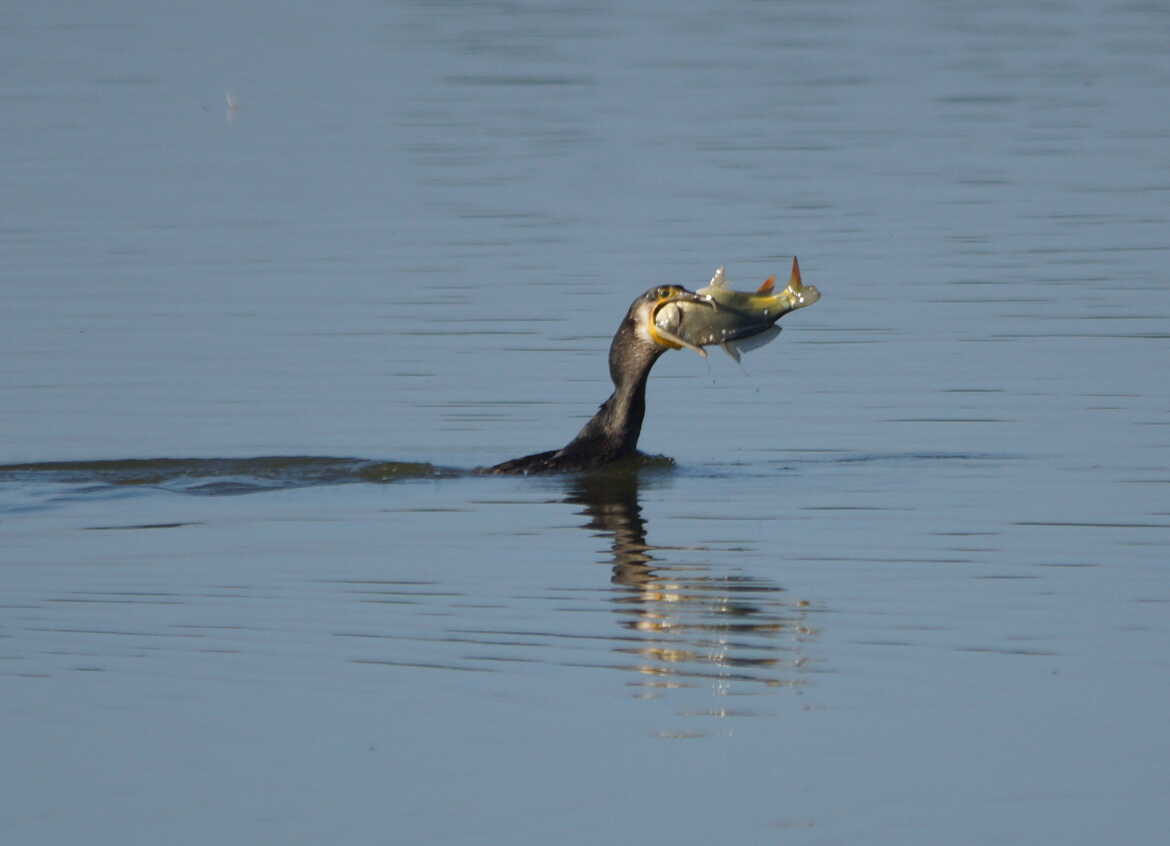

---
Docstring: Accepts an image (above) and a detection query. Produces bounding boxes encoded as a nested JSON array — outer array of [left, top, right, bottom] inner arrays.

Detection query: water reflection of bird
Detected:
[[563, 472, 815, 692], [487, 286, 709, 474]]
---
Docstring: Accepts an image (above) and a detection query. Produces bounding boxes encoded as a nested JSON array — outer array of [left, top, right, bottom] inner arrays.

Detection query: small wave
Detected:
[[0, 456, 452, 502]]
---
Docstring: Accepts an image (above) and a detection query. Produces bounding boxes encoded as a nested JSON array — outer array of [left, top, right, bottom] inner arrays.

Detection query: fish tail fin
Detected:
[[783, 256, 821, 308]]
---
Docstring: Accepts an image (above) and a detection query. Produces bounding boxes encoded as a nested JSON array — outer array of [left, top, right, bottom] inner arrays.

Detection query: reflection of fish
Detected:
[[653, 257, 821, 361]]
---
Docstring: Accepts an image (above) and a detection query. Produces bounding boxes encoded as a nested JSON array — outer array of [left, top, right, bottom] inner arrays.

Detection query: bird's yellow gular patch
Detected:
[[646, 296, 684, 350], [638, 290, 709, 358]]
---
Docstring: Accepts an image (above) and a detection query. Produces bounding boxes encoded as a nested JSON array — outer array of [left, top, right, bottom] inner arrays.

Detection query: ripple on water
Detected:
[[0, 456, 452, 512]]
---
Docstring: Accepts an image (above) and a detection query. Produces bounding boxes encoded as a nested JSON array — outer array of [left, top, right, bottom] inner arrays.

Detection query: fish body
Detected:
[[653, 257, 820, 361]]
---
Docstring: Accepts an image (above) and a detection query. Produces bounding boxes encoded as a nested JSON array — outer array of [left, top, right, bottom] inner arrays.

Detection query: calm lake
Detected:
[[3, 1, 1168, 843]]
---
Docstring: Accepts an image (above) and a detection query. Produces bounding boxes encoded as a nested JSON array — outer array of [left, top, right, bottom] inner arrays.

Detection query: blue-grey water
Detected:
[[3, 1, 1168, 843]]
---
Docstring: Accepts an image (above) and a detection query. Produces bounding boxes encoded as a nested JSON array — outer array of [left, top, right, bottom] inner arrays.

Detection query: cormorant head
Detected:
[[608, 286, 714, 388], [628, 285, 714, 357]]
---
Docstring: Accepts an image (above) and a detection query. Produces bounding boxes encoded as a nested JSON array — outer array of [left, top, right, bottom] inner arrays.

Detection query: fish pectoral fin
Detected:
[[652, 322, 709, 358], [756, 275, 776, 295], [720, 342, 742, 363], [649, 299, 710, 357]]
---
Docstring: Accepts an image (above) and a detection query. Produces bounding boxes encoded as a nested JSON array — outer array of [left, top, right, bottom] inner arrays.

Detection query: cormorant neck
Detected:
[[560, 318, 665, 462], [483, 295, 674, 474]]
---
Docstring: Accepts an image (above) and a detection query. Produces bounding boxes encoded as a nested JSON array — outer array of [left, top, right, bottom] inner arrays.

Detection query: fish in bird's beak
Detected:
[[639, 285, 717, 357], [653, 257, 821, 361]]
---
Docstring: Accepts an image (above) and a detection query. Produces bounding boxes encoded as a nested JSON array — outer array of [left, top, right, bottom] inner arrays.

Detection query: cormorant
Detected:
[[487, 286, 710, 474]]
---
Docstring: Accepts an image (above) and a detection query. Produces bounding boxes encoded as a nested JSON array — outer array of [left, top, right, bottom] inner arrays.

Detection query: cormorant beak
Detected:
[[644, 288, 716, 358]]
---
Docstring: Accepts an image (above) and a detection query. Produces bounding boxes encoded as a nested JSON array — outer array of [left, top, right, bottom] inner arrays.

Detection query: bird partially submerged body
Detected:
[[487, 286, 708, 474], [486, 259, 820, 475]]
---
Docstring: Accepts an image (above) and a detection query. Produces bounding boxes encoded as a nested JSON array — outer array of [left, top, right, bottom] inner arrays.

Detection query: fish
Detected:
[[652, 257, 821, 361]]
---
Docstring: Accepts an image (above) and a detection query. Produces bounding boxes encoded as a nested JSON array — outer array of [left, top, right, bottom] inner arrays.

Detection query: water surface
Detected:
[[3, 1, 1168, 844]]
